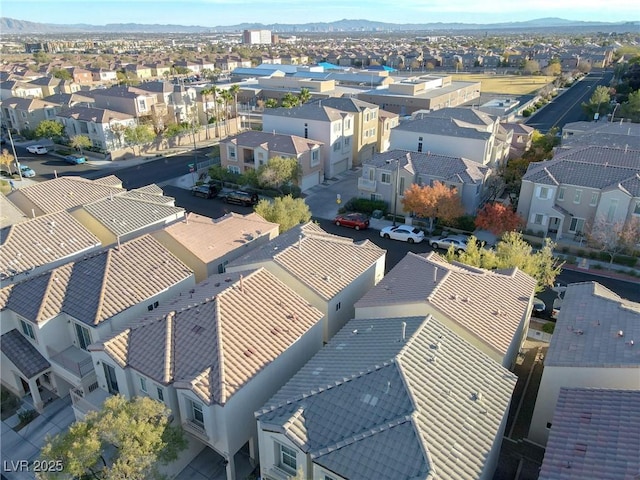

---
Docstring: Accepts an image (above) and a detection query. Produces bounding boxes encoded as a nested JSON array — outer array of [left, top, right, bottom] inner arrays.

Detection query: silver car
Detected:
[[430, 236, 469, 253]]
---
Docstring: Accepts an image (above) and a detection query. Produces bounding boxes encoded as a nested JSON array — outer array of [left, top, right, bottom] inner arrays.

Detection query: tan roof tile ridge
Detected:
[[163, 310, 175, 384], [93, 248, 113, 326], [34, 269, 60, 322], [213, 297, 227, 403]]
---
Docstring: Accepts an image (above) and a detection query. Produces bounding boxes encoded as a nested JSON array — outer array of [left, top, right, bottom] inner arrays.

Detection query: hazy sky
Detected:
[[2, 0, 636, 26]]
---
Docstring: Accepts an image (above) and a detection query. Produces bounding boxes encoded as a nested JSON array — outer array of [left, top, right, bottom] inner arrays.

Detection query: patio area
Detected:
[[175, 444, 257, 480]]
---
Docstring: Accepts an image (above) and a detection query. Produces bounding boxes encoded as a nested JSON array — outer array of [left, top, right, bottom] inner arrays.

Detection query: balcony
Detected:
[[70, 386, 111, 420], [182, 419, 210, 443], [48, 345, 94, 378], [358, 177, 377, 192]]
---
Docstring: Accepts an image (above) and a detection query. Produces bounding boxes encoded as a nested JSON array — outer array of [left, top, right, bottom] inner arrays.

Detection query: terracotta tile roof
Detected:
[[97, 268, 324, 405], [80, 196, 184, 238], [355, 252, 536, 356], [539, 388, 640, 480], [258, 315, 517, 480], [0, 235, 193, 326], [0, 211, 101, 281], [1, 329, 50, 378], [156, 212, 279, 263], [0, 194, 27, 228], [7, 176, 124, 215], [545, 282, 640, 367], [229, 222, 385, 301]]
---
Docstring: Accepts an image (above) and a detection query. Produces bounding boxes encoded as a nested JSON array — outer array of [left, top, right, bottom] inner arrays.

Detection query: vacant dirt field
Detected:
[[451, 74, 555, 95]]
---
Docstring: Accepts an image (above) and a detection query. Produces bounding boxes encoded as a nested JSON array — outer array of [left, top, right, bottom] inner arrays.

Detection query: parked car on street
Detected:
[[191, 184, 218, 199], [334, 213, 370, 230], [19, 164, 36, 178], [220, 190, 259, 206], [64, 154, 86, 164], [26, 145, 48, 155], [380, 225, 425, 244], [430, 236, 469, 253]]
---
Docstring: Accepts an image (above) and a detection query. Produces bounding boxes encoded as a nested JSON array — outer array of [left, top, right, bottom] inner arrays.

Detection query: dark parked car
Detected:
[[220, 190, 259, 206], [191, 184, 218, 199], [334, 213, 370, 230]]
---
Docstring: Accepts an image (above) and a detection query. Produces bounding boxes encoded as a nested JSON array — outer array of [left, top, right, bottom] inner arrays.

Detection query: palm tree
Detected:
[[209, 86, 221, 138], [229, 84, 241, 130], [221, 90, 234, 136], [298, 87, 312, 105], [201, 87, 212, 140]]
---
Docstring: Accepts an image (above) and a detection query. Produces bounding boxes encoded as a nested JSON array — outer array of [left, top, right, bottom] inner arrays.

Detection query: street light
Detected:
[[6, 129, 22, 181], [610, 102, 620, 123], [385, 158, 400, 226]]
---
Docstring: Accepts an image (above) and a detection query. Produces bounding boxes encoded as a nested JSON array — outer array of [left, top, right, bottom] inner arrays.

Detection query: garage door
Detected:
[[332, 158, 348, 177], [300, 171, 320, 192]]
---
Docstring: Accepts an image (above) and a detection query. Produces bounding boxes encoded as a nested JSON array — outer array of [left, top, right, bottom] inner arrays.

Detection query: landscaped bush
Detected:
[[612, 255, 638, 267], [343, 197, 388, 215], [522, 109, 533, 117]]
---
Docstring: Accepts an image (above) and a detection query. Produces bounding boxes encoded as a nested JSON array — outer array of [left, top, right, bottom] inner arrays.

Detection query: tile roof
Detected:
[[7, 176, 125, 215], [545, 282, 640, 368], [263, 103, 349, 122], [0, 194, 27, 228], [97, 268, 324, 405], [0, 329, 51, 378], [395, 117, 492, 140], [229, 222, 385, 301], [523, 146, 640, 195], [0, 211, 101, 281], [93, 175, 124, 187], [308, 96, 380, 113], [368, 150, 489, 184], [0, 235, 193, 326], [157, 212, 279, 263], [258, 315, 517, 480], [56, 105, 134, 123], [226, 131, 323, 155], [355, 252, 536, 356], [80, 196, 184, 238], [539, 388, 640, 480]]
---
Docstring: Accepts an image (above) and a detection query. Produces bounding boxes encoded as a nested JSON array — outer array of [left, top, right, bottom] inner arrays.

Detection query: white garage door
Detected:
[[300, 171, 320, 192]]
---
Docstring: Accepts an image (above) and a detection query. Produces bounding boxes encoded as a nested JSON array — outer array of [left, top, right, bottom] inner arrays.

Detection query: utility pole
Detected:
[[6, 129, 22, 181]]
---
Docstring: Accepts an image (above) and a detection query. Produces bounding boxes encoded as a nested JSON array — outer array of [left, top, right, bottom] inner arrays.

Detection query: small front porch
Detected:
[[70, 386, 111, 421], [175, 444, 257, 480]]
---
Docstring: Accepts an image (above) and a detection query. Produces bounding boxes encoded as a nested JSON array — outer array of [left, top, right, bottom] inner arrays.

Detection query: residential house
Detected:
[[0, 210, 102, 287], [516, 145, 640, 239], [528, 282, 640, 446], [147, 63, 172, 79], [262, 104, 355, 179], [377, 108, 400, 153], [502, 122, 534, 159], [0, 234, 195, 412], [124, 64, 153, 80], [307, 97, 382, 167], [65, 67, 93, 85], [89, 85, 158, 119], [256, 315, 517, 480], [0, 80, 44, 100], [90, 67, 118, 84], [355, 251, 536, 368], [358, 150, 491, 217], [89, 267, 325, 480], [220, 131, 324, 192], [6, 176, 125, 218], [538, 388, 640, 480], [389, 108, 511, 167], [226, 222, 386, 341], [152, 212, 279, 282], [560, 120, 640, 151], [56, 105, 137, 151], [26, 76, 63, 97], [0, 194, 27, 228], [0, 96, 60, 134]]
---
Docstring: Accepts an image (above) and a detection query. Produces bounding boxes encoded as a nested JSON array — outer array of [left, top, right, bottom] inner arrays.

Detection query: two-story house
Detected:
[[56, 105, 136, 151], [359, 150, 491, 217], [517, 146, 640, 239], [528, 282, 640, 446], [89, 267, 325, 480], [0, 80, 44, 100], [262, 104, 355, 180], [220, 131, 324, 192], [89, 68, 118, 84], [89, 85, 158, 119], [389, 108, 511, 167], [377, 108, 400, 153], [0, 97, 60, 134], [0, 234, 195, 412], [256, 314, 517, 480], [226, 222, 386, 342], [355, 251, 537, 369]]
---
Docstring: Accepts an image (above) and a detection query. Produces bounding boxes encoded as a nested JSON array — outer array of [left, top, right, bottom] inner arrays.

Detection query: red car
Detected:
[[334, 213, 370, 230]]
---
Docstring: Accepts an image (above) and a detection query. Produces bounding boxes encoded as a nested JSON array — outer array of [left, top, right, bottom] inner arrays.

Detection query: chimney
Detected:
[[298, 234, 302, 250], [433, 266, 438, 283], [401, 321, 406, 342], [239, 274, 244, 292], [54, 169, 58, 179]]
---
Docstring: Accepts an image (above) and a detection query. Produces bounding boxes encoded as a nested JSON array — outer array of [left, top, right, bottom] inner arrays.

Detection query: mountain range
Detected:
[[1, 17, 638, 35]]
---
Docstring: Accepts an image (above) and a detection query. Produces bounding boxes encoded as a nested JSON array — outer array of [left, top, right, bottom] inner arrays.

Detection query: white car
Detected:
[[380, 225, 425, 244], [430, 236, 469, 253], [26, 145, 48, 155], [19, 164, 36, 177]]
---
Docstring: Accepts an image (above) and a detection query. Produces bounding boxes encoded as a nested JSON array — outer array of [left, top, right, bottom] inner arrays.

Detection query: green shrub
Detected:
[[344, 197, 388, 215], [542, 322, 555, 334], [561, 246, 569, 254], [592, 264, 603, 270], [18, 409, 37, 424], [452, 214, 476, 232], [588, 251, 598, 259], [577, 249, 587, 257], [613, 255, 638, 267], [522, 109, 533, 117], [566, 255, 577, 265]]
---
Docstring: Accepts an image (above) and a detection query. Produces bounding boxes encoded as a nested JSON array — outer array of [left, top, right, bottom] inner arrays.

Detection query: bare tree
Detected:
[[586, 216, 640, 264]]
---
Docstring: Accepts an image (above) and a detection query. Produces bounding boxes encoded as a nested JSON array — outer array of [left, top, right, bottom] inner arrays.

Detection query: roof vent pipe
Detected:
[[433, 266, 438, 283], [298, 234, 302, 250], [401, 321, 406, 342]]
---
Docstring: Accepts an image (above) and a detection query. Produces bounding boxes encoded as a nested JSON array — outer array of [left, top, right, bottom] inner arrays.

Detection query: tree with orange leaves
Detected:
[[401, 181, 464, 231], [475, 202, 524, 235]]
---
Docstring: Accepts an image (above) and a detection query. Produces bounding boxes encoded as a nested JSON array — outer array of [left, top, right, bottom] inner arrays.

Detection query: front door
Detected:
[[103, 364, 119, 394], [75, 323, 92, 351], [549, 217, 560, 234]]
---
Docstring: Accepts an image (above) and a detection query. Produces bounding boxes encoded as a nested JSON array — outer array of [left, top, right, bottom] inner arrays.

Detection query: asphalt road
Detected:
[[9, 144, 98, 180], [525, 71, 614, 133]]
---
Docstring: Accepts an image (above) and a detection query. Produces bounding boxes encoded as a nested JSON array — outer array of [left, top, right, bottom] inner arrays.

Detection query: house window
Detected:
[[103, 363, 119, 394], [218, 260, 229, 274], [573, 189, 582, 204], [227, 165, 240, 174], [278, 443, 297, 472], [333, 140, 341, 152], [569, 217, 585, 233], [20, 320, 35, 340], [344, 136, 350, 146], [75, 323, 92, 350], [335, 302, 341, 311], [606, 198, 619, 222], [590, 192, 599, 206], [634, 201, 640, 215], [345, 118, 351, 129], [156, 387, 164, 402], [537, 186, 550, 199], [311, 149, 320, 167], [417, 136, 423, 153], [365, 113, 370, 122], [399, 177, 405, 195], [188, 399, 204, 427], [381, 172, 391, 184], [228, 146, 236, 160], [533, 214, 545, 225], [139, 376, 147, 393], [304, 123, 308, 139], [368, 168, 374, 181], [333, 123, 341, 133], [557, 187, 566, 201]]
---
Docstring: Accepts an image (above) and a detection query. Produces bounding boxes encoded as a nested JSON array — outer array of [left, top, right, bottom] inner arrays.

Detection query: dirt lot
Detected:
[[451, 74, 555, 95]]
